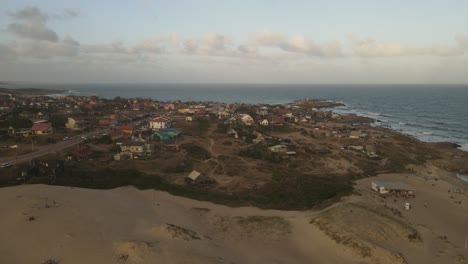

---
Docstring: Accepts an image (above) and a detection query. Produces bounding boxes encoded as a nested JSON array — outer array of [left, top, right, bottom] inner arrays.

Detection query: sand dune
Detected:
[[0, 171, 467, 263]]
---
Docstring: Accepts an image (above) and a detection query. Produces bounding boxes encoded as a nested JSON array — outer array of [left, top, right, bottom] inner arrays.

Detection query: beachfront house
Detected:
[[371, 181, 415, 197]]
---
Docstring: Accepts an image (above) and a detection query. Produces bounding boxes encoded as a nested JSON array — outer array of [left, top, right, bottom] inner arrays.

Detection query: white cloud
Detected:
[[350, 38, 465, 57], [246, 31, 343, 57], [203, 33, 227, 51]]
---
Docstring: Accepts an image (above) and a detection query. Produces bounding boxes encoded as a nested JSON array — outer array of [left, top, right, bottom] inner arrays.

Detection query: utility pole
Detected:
[[465, 236, 467, 250]]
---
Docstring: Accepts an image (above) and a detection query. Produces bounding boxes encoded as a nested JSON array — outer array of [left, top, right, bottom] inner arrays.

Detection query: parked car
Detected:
[[1, 163, 12, 168], [9, 145, 18, 149]]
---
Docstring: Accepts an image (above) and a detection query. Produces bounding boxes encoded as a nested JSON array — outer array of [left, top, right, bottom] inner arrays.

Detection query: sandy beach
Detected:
[[1, 169, 467, 264]]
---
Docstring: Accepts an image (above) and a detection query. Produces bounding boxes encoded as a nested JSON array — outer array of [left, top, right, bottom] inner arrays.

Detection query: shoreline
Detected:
[[323, 103, 468, 153], [51, 88, 468, 152]]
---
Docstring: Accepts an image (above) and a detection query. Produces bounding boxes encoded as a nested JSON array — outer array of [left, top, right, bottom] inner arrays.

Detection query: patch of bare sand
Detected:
[[311, 203, 417, 264], [0, 185, 355, 263], [1, 169, 467, 264], [352, 172, 468, 263]]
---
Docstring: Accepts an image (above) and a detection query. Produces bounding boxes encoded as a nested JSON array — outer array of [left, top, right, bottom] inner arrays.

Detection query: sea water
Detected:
[[13, 83, 468, 151]]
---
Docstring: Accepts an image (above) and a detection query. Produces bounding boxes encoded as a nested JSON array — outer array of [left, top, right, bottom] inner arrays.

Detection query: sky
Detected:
[[0, 0, 468, 84]]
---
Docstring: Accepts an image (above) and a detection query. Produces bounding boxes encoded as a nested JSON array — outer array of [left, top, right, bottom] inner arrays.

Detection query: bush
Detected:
[[239, 145, 282, 163], [181, 143, 211, 160], [95, 135, 113, 144], [222, 140, 232, 146], [193, 118, 211, 136], [216, 123, 229, 133]]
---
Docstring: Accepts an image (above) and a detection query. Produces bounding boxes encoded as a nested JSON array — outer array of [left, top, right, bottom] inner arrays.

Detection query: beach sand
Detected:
[[0, 170, 467, 263]]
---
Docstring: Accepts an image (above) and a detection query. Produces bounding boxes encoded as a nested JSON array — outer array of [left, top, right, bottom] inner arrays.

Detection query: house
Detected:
[[253, 133, 265, 144], [217, 110, 230, 119], [149, 117, 173, 130], [31, 122, 53, 135], [21, 159, 65, 182], [132, 103, 141, 111], [349, 131, 367, 139], [99, 119, 111, 126], [164, 103, 175, 110], [116, 141, 154, 160], [153, 128, 181, 141], [186, 116, 193, 122], [274, 108, 288, 115], [349, 145, 364, 151], [8, 126, 31, 137], [260, 119, 269, 126], [186, 170, 215, 185], [271, 115, 285, 125], [187, 170, 201, 181], [371, 181, 415, 197], [365, 145, 378, 157], [109, 130, 124, 140], [178, 108, 195, 114], [268, 145, 287, 153], [161, 138, 179, 150], [65, 117, 88, 130], [241, 114, 254, 126], [258, 106, 269, 116], [121, 125, 135, 135], [66, 144, 92, 161], [227, 128, 238, 138]]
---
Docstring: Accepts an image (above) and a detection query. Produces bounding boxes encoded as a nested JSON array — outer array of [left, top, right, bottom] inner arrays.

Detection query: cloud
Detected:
[[246, 31, 343, 57], [0, 43, 17, 61], [83, 39, 165, 55], [7, 6, 59, 42], [456, 36, 468, 48], [12, 36, 80, 58], [9, 6, 48, 23], [63, 8, 80, 18], [203, 33, 227, 51], [83, 41, 133, 54], [350, 38, 465, 57], [183, 40, 198, 53]]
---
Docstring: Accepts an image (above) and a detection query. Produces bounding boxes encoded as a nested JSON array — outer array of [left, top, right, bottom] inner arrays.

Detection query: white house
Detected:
[[149, 117, 172, 130], [241, 114, 254, 126], [260, 119, 269, 126]]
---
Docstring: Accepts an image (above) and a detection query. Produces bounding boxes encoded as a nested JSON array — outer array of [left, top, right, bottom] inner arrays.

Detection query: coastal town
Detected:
[[0, 89, 467, 200], [0, 88, 467, 263]]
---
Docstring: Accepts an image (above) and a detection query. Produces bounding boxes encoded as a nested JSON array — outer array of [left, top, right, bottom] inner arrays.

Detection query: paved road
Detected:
[[0, 130, 106, 165]]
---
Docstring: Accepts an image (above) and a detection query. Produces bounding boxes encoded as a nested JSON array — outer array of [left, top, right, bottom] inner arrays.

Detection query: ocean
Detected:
[[21, 83, 468, 151]]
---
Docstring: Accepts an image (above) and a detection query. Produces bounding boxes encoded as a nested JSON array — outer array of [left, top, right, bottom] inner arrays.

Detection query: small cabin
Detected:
[[371, 181, 415, 197]]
